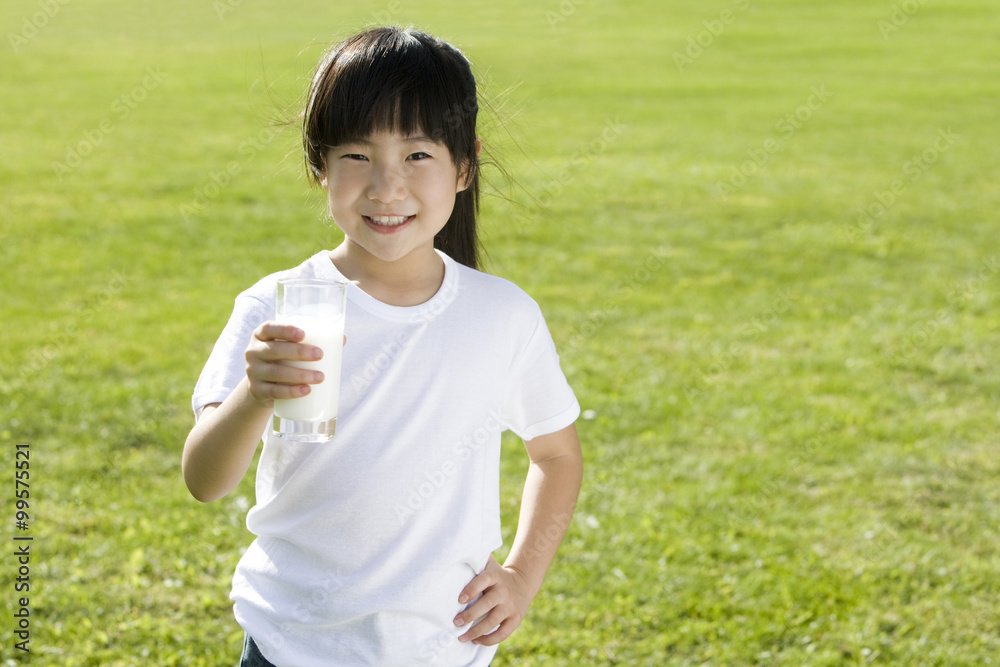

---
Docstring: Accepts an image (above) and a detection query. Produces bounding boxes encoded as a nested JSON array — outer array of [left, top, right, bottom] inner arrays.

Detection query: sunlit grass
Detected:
[[1, 0, 998, 664]]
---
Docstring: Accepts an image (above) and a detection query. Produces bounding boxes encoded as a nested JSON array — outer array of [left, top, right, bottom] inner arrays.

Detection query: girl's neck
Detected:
[[329, 241, 445, 307]]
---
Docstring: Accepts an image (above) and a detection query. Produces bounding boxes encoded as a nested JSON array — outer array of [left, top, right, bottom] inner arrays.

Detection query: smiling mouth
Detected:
[[365, 215, 413, 227], [363, 214, 415, 234]]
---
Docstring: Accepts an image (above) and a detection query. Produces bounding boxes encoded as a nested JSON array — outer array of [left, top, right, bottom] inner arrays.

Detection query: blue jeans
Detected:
[[239, 634, 276, 667]]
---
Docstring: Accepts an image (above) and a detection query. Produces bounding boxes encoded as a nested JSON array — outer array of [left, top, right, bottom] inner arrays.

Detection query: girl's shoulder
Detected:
[[452, 260, 542, 312]]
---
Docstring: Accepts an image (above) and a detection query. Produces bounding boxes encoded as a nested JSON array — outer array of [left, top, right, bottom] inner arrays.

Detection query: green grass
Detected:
[[2, 0, 998, 664]]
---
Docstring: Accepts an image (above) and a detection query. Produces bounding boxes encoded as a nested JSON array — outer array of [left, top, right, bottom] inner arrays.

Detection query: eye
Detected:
[[341, 153, 368, 161], [407, 152, 432, 161]]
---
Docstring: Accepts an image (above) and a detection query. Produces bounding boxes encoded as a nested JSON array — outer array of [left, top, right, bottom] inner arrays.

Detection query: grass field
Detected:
[[2, 0, 999, 664]]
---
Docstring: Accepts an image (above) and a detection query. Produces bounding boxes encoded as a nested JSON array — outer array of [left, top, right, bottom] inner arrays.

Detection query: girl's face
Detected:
[[321, 131, 470, 267]]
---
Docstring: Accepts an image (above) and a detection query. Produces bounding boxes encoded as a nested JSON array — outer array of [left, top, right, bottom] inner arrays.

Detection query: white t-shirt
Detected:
[[192, 250, 580, 666]]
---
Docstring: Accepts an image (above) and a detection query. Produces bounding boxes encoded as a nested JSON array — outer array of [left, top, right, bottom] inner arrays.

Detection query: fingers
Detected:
[[454, 591, 490, 628], [253, 359, 324, 388], [456, 599, 519, 645], [454, 556, 530, 646], [454, 561, 524, 645], [255, 379, 312, 401], [249, 322, 325, 361], [245, 322, 326, 403], [253, 339, 324, 363], [253, 323, 320, 355], [247, 365, 322, 402], [255, 322, 305, 343], [454, 569, 493, 639], [457, 573, 490, 607], [470, 618, 516, 646]]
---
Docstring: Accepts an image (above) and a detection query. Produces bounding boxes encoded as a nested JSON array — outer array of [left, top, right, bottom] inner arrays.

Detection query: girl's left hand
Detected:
[[454, 555, 534, 646]]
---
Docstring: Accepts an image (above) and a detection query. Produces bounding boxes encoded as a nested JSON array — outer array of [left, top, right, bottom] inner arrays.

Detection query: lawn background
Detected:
[[1, 0, 999, 664]]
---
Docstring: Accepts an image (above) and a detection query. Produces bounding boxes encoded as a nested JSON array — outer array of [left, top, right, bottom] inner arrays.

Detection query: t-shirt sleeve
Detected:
[[191, 293, 272, 418], [502, 308, 580, 441]]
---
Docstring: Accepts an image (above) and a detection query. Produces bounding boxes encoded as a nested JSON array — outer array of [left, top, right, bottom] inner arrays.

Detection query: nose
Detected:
[[366, 163, 407, 203]]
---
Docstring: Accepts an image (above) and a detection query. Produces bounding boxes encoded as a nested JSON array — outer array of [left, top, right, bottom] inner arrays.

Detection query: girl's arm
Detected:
[[181, 380, 271, 502], [182, 323, 325, 502], [454, 422, 583, 645]]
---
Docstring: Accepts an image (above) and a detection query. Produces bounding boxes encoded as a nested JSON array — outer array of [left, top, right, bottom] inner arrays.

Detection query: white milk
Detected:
[[273, 316, 344, 421]]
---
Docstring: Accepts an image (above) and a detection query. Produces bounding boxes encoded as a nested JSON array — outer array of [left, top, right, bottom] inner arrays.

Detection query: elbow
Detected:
[[182, 465, 219, 503], [186, 480, 219, 504], [184, 474, 229, 503], [182, 438, 225, 503], [182, 455, 228, 503]]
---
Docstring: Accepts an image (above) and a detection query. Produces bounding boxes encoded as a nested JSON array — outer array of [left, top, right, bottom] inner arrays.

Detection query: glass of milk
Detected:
[[272, 278, 347, 442]]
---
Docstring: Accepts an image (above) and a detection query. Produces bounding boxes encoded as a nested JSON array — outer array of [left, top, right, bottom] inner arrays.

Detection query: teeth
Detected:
[[368, 215, 409, 226]]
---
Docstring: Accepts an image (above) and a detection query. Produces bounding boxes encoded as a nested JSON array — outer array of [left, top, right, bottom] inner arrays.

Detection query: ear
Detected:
[[456, 138, 482, 193]]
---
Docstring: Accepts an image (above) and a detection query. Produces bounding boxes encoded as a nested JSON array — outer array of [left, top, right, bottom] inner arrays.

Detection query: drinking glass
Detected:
[[272, 278, 347, 442]]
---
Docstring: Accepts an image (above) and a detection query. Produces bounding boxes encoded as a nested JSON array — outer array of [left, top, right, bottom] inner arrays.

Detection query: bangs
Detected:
[[304, 28, 478, 178]]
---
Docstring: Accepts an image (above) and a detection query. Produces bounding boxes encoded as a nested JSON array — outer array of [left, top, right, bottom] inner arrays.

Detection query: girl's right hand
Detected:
[[244, 322, 326, 405]]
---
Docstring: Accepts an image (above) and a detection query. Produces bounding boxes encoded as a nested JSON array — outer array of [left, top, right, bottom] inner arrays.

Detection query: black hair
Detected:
[[302, 27, 481, 269]]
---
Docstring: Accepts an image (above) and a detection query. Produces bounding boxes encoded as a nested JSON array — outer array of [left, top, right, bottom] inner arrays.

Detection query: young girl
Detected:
[[182, 26, 582, 666]]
